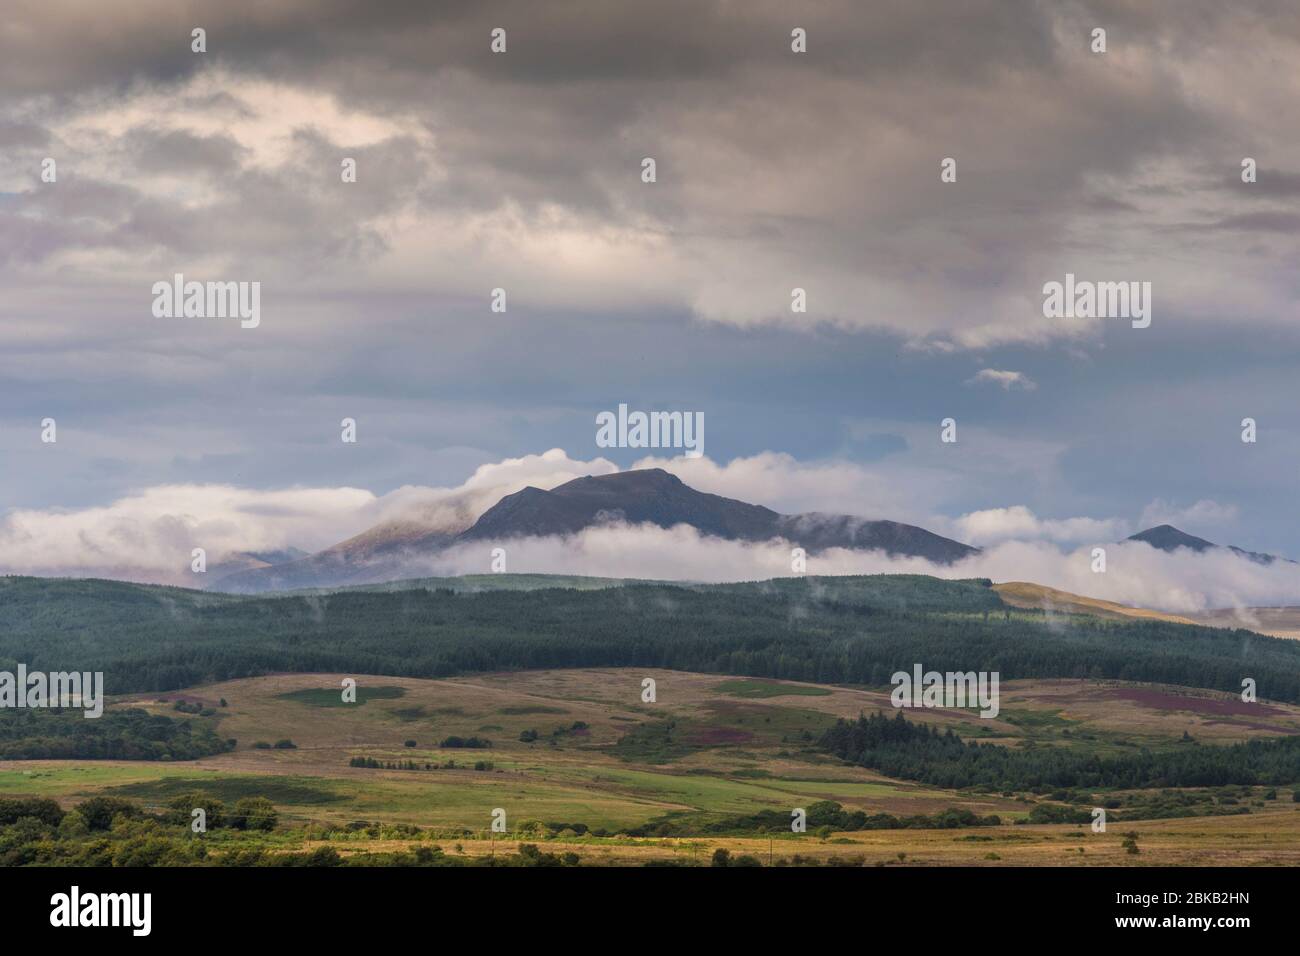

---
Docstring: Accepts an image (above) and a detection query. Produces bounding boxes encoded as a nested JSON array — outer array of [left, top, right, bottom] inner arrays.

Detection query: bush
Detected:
[[57, 810, 89, 838], [272, 739, 297, 750], [166, 791, 225, 829], [0, 797, 64, 827], [302, 846, 342, 867], [230, 797, 278, 832], [77, 796, 140, 831]]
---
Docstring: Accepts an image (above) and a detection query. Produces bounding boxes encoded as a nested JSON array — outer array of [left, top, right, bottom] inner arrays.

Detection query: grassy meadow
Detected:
[[3, 667, 1298, 865]]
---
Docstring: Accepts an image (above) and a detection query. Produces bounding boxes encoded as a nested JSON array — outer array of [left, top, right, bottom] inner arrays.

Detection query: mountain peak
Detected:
[[556, 468, 683, 491], [213, 467, 979, 592], [1128, 525, 1215, 553], [459, 467, 976, 564], [1127, 524, 1286, 565]]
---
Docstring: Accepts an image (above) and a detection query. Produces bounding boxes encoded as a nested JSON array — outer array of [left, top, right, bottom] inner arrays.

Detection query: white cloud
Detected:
[[3, 448, 1294, 612], [414, 522, 1300, 613], [948, 505, 1128, 546], [0, 448, 615, 585], [966, 369, 1037, 391], [0, 484, 376, 583], [629, 450, 913, 518]]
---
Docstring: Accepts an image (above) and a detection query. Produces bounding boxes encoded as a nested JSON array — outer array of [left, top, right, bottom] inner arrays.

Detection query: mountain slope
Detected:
[[993, 581, 1198, 625], [1127, 524, 1286, 565], [464, 469, 976, 563], [8, 573, 1300, 706], [213, 526, 457, 593], [215, 468, 977, 593]]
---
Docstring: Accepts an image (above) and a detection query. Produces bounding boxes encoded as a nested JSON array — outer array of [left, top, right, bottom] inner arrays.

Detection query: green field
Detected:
[[1, 665, 1298, 865], [713, 679, 833, 699], [2, 572, 1299, 865]]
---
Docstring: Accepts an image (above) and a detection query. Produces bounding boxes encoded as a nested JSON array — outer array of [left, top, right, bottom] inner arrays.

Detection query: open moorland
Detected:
[[3, 666, 1299, 865], [1, 574, 1298, 866]]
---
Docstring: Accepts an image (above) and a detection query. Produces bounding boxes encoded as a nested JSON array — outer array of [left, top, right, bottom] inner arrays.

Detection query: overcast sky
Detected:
[[2, 1, 1299, 585]]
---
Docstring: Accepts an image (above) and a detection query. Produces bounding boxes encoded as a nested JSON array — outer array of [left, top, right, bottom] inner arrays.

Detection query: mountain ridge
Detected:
[[1126, 523, 1287, 565], [213, 468, 977, 593]]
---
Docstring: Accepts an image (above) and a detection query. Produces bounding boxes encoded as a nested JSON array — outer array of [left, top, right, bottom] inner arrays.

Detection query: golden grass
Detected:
[[305, 803, 1300, 867], [993, 582, 1198, 625]]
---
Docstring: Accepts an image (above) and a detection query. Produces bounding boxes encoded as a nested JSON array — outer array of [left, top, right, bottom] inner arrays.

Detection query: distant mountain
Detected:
[[464, 469, 976, 560], [214, 468, 977, 593], [212, 525, 458, 593], [206, 547, 309, 584], [1128, 525, 1216, 553], [1126, 524, 1287, 565], [241, 547, 309, 566]]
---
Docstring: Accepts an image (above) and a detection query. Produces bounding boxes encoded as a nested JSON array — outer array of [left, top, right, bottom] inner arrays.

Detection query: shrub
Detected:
[[166, 791, 225, 829], [77, 796, 140, 831], [230, 797, 278, 832], [58, 810, 89, 838], [0, 797, 64, 827]]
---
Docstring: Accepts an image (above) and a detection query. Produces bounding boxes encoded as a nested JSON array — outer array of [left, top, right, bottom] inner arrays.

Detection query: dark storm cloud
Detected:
[[3, 0, 1295, 338], [123, 127, 247, 175]]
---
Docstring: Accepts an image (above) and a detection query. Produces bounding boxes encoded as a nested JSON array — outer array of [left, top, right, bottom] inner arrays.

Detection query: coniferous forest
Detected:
[[0, 574, 1296, 702], [819, 710, 1300, 790]]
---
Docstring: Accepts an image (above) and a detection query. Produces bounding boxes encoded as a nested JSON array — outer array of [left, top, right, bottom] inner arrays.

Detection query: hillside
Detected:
[[3, 668, 1300, 865], [993, 582, 1198, 625], [1127, 524, 1287, 565], [215, 469, 978, 593], [2, 572, 1299, 705]]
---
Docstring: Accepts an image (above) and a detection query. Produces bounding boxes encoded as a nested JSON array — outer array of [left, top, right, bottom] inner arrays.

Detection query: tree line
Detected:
[[819, 710, 1300, 790], [2, 574, 1298, 704]]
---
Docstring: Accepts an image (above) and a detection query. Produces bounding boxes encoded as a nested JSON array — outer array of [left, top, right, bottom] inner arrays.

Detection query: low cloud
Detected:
[[403, 522, 1300, 613], [947, 505, 1128, 546], [0, 484, 377, 582], [3, 448, 1295, 612], [0, 448, 614, 584]]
